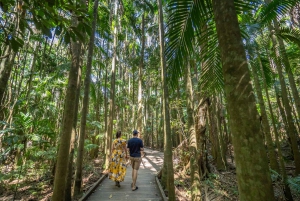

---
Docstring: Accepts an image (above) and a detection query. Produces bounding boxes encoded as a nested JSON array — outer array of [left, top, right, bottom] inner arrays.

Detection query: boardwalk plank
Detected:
[[87, 149, 164, 201]]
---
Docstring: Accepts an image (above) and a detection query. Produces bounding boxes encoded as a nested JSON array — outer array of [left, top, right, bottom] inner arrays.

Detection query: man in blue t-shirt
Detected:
[[127, 129, 144, 191]]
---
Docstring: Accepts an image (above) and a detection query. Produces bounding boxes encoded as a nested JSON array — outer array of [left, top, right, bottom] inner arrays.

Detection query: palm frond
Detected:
[[259, 56, 275, 88], [165, 0, 213, 88], [200, 49, 223, 95], [276, 27, 300, 47], [197, 20, 222, 94], [235, 0, 261, 14], [250, 56, 274, 89], [256, 0, 300, 26]]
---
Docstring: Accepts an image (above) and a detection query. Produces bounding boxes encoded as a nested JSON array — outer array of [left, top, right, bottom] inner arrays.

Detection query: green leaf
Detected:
[[42, 26, 52, 38], [10, 37, 24, 52], [64, 31, 70, 44]]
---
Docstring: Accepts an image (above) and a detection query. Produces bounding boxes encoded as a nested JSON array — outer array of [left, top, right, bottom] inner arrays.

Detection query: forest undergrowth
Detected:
[[0, 157, 103, 201], [170, 140, 300, 201]]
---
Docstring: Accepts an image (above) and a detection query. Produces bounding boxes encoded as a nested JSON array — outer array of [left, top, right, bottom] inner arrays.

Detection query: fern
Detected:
[[287, 176, 300, 194]]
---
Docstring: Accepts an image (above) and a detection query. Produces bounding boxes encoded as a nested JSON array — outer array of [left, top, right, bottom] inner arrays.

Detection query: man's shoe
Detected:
[[132, 186, 138, 191]]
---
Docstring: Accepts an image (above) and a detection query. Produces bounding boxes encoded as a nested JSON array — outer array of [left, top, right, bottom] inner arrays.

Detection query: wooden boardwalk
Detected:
[[87, 148, 164, 201]]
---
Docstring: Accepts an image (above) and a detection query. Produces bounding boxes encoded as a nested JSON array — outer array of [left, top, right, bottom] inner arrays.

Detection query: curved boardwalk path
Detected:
[[87, 148, 164, 201]]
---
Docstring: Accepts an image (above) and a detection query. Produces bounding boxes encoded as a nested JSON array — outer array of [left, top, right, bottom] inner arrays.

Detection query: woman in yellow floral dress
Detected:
[[108, 131, 128, 187]]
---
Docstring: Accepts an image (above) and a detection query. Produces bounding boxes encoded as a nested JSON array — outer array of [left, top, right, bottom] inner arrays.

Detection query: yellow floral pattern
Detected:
[[108, 138, 127, 182]]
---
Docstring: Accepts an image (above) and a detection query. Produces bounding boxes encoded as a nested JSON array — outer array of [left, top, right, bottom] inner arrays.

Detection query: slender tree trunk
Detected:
[[216, 96, 227, 170], [0, 46, 17, 104], [105, 0, 118, 169], [65, 68, 81, 200], [137, 13, 145, 137], [73, 0, 98, 196], [250, 60, 279, 172], [258, 55, 294, 200], [26, 41, 40, 99], [0, 2, 21, 105], [176, 85, 184, 145], [275, 86, 289, 131], [157, 0, 175, 199], [208, 98, 225, 170], [267, 0, 300, 121], [195, 97, 209, 178], [269, 29, 300, 174], [211, 0, 275, 200], [52, 14, 83, 201], [155, 87, 159, 148], [185, 61, 201, 200], [104, 56, 109, 155]]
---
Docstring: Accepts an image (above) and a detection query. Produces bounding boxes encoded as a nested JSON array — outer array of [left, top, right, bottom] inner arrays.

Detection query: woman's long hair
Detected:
[[116, 131, 121, 138]]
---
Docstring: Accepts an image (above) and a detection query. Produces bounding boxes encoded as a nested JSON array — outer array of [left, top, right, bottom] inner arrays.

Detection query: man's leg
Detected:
[[132, 169, 138, 188], [131, 157, 141, 190]]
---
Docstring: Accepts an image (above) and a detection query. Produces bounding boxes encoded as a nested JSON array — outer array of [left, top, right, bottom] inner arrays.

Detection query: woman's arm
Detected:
[[110, 143, 114, 157], [123, 143, 128, 158]]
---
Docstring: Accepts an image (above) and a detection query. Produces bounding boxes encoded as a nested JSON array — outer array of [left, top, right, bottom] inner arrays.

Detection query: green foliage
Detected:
[[165, 0, 213, 88], [276, 27, 300, 47], [84, 139, 99, 152], [287, 176, 300, 194], [270, 169, 281, 182], [255, 0, 300, 26]]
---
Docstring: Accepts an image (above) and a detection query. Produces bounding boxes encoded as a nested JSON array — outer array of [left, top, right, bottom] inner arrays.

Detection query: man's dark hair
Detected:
[[133, 129, 139, 136], [116, 130, 121, 138]]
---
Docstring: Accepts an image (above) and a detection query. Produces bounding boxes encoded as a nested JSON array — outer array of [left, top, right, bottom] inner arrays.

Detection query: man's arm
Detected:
[[140, 140, 144, 151]]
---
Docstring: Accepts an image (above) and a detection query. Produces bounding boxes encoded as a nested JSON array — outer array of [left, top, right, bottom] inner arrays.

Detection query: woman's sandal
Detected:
[[115, 181, 121, 187], [132, 186, 138, 191]]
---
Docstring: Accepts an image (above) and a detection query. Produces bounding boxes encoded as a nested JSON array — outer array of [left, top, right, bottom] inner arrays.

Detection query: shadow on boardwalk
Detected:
[[87, 148, 164, 201]]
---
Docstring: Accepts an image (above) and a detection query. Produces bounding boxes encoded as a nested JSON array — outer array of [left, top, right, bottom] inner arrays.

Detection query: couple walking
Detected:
[[108, 129, 143, 191]]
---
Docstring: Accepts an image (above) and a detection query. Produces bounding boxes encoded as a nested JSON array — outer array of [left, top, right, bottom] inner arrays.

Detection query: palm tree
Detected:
[[157, 0, 176, 199], [52, 13, 84, 201], [184, 61, 201, 200], [105, 0, 119, 169], [73, 0, 99, 196]]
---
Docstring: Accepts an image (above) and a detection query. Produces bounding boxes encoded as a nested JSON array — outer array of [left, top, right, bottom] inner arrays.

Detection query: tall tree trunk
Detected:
[[52, 14, 83, 201], [275, 86, 289, 131], [216, 96, 227, 170], [195, 97, 209, 178], [269, 28, 300, 174], [25, 41, 40, 99], [105, 0, 118, 169], [73, 0, 98, 196], [137, 13, 145, 137], [267, 0, 300, 122], [65, 68, 81, 200], [176, 84, 184, 145], [250, 60, 279, 172], [155, 87, 159, 148], [157, 0, 175, 200], [104, 55, 109, 156], [258, 55, 293, 200], [185, 61, 201, 200], [211, 0, 275, 200], [0, 46, 17, 105], [208, 97, 225, 170]]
